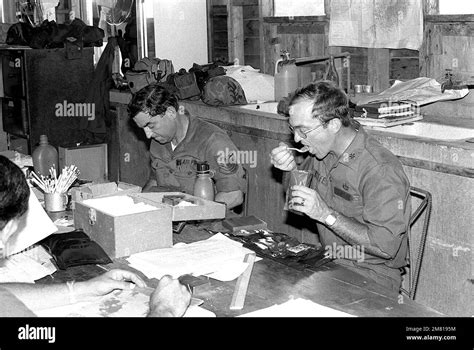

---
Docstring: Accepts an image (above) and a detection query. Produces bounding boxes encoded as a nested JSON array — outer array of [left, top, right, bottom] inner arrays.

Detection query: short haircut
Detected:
[[0, 156, 30, 231], [127, 84, 179, 119], [288, 81, 354, 127]]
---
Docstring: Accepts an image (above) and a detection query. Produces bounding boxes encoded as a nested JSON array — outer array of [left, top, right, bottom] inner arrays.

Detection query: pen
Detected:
[[178, 274, 194, 294]]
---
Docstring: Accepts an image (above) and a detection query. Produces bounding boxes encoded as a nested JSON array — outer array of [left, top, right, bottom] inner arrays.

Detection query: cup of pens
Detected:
[[30, 165, 80, 212], [44, 192, 69, 212]]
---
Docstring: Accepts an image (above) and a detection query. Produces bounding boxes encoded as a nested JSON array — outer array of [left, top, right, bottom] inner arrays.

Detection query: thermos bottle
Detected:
[[193, 161, 215, 201]]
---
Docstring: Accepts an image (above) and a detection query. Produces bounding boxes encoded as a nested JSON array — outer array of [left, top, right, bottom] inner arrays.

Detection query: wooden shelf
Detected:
[[425, 14, 474, 23], [263, 16, 328, 24]]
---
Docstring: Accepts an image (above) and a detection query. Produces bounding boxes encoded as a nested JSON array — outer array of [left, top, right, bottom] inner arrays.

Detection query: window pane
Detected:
[[439, 0, 474, 14], [274, 0, 325, 16]]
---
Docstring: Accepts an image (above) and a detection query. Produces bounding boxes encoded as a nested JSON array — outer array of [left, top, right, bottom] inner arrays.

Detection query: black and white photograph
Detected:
[[0, 0, 471, 347]]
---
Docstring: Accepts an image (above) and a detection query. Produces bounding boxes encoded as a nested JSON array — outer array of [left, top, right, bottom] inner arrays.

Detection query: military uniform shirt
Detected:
[[299, 127, 411, 283], [149, 113, 246, 195]]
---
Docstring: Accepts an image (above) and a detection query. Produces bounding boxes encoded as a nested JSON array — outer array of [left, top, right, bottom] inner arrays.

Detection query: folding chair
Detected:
[[400, 186, 432, 300]]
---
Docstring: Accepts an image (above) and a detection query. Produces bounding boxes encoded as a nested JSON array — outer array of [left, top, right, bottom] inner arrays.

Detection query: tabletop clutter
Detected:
[[30, 165, 79, 212]]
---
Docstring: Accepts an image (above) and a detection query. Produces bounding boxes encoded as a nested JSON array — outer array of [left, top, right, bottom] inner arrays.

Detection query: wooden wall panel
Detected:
[[403, 166, 473, 316], [244, 19, 260, 36], [420, 20, 474, 82], [242, 3, 259, 18]]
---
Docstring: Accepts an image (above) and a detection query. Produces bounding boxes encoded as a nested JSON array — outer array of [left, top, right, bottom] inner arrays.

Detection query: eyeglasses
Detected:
[[288, 123, 324, 139]]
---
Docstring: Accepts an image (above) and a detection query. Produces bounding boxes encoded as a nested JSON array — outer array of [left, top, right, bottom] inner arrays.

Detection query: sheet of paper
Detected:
[[239, 298, 356, 317], [82, 196, 157, 216], [127, 233, 256, 281], [5, 189, 57, 257], [329, 0, 423, 50], [33, 288, 215, 317], [0, 246, 56, 283]]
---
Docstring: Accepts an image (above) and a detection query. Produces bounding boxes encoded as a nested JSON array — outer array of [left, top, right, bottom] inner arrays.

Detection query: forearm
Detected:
[[0, 281, 91, 310], [329, 212, 391, 259], [215, 190, 243, 210]]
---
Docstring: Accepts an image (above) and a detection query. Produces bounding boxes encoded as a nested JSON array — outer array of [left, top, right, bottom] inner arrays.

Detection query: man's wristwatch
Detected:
[[324, 211, 338, 227]]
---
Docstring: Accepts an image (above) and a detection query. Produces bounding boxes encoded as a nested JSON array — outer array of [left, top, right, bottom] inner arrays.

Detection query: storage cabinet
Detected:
[[208, 0, 266, 69], [0, 47, 95, 153]]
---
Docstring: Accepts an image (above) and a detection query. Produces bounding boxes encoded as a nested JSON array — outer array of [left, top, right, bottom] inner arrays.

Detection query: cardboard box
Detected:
[[73, 194, 172, 258], [70, 181, 142, 209], [133, 192, 226, 221]]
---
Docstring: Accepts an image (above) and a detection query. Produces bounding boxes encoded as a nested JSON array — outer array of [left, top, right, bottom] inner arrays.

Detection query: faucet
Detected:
[[441, 69, 453, 93]]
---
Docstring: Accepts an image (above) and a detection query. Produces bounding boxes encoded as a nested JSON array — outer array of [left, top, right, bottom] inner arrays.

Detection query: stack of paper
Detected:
[[239, 298, 356, 317], [127, 233, 256, 281], [354, 101, 423, 127]]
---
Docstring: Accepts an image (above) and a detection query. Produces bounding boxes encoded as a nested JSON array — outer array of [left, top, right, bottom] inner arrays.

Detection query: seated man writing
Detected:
[[0, 155, 190, 317], [128, 84, 246, 211], [270, 81, 411, 293]]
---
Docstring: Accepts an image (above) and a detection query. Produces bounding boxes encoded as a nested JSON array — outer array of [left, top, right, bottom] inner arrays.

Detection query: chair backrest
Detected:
[[241, 166, 250, 216], [400, 186, 432, 300]]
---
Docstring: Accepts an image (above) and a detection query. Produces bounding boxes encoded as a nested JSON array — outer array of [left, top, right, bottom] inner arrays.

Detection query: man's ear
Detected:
[[166, 106, 177, 119], [329, 118, 342, 133]]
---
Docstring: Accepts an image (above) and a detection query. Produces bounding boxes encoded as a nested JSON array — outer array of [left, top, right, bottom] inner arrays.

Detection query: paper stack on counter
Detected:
[[127, 233, 258, 281], [354, 101, 423, 127]]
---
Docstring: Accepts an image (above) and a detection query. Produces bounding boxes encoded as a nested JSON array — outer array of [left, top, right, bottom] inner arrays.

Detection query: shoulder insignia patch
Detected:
[[215, 152, 238, 175]]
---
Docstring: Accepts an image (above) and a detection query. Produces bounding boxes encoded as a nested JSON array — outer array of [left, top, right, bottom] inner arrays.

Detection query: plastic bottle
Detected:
[[325, 55, 339, 86], [193, 162, 215, 201], [274, 52, 298, 102], [32, 135, 58, 177]]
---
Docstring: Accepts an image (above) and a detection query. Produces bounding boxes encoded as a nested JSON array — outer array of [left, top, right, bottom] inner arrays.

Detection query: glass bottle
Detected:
[[32, 135, 58, 177], [193, 162, 215, 201], [325, 55, 339, 86]]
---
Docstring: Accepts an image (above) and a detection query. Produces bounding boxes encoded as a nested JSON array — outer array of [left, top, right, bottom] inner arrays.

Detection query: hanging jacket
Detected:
[[80, 37, 117, 135]]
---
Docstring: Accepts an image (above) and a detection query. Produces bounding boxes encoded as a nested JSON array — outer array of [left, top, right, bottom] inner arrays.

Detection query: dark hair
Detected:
[[288, 81, 355, 127], [0, 156, 30, 231], [127, 84, 179, 119]]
